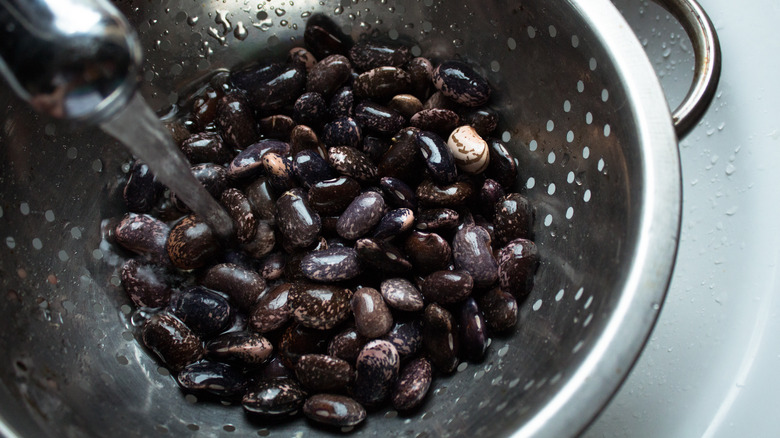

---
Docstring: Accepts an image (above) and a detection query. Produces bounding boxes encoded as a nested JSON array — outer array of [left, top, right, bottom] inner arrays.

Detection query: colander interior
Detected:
[[0, 0, 679, 437]]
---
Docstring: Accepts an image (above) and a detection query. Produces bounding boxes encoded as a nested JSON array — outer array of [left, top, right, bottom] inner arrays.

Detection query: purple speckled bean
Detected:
[[353, 339, 400, 407], [336, 191, 385, 240], [391, 357, 433, 411]]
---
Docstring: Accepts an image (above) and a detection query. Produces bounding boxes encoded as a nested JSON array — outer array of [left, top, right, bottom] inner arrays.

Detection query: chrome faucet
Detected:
[[0, 0, 141, 122]]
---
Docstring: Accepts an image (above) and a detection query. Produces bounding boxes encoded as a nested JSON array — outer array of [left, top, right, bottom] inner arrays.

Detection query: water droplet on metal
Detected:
[[234, 21, 249, 40], [275, 8, 286, 16], [187, 16, 199, 26]]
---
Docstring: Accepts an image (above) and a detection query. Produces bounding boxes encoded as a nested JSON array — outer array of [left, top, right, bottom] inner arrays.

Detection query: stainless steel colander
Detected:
[[0, 0, 721, 436]]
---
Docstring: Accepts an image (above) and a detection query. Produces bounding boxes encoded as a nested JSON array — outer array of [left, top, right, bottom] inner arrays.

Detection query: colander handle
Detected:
[[653, 0, 722, 137]]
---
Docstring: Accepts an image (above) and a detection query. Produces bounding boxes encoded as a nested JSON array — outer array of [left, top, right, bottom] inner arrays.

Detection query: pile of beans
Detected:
[[112, 15, 540, 429]]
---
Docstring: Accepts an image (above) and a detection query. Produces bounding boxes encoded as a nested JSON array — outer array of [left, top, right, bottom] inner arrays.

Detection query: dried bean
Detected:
[[420, 270, 474, 304], [231, 63, 306, 112], [447, 125, 490, 174], [123, 161, 162, 213], [243, 378, 307, 416], [379, 278, 424, 312], [336, 191, 386, 240], [293, 92, 327, 128], [497, 238, 539, 301], [382, 320, 423, 359], [206, 331, 274, 366], [355, 238, 413, 274], [220, 188, 256, 244], [201, 263, 266, 311], [459, 297, 489, 362], [379, 176, 417, 210], [354, 101, 406, 135], [275, 188, 322, 250], [142, 312, 203, 372], [486, 138, 519, 189], [354, 339, 399, 407], [115, 213, 170, 265], [258, 114, 295, 141], [411, 108, 460, 137], [322, 116, 362, 149], [327, 146, 378, 183], [452, 225, 499, 288], [494, 193, 534, 245], [303, 394, 366, 427], [166, 215, 220, 270], [328, 326, 369, 364], [177, 361, 247, 399], [249, 282, 292, 333], [120, 259, 173, 308], [432, 60, 491, 107], [295, 354, 353, 391], [216, 91, 258, 149], [288, 282, 352, 330], [278, 323, 331, 368], [392, 357, 433, 411], [422, 304, 459, 373], [416, 177, 475, 208], [349, 40, 411, 71], [179, 132, 231, 165], [169, 286, 232, 338], [353, 66, 411, 101], [416, 130, 458, 185], [351, 287, 393, 338], [300, 247, 362, 282]]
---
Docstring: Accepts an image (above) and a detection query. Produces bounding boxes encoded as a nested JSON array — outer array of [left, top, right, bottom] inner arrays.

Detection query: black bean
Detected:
[[275, 188, 322, 249], [382, 319, 423, 359], [201, 263, 266, 311], [166, 215, 220, 270], [377, 127, 424, 184], [416, 177, 475, 208], [328, 86, 354, 119], [420, 270, 474, 304], [123, 161, 162, 213], [392, 357, 433, 411], [372, 208, 414, 240], [227, 140, 290, 182], [303, 394, 366, 427], [349, 40, 411, 71], [293, 92, 327, 128], [258, 114, 295, 142], [354, 66, 411, 101], [452, 225, 498, 288], [459, 297, 489, 362], [354, 101, 406, 135], [179, 132, 232, 165], [336, 191, 386, 240], [220, 188, 257, 244], [328, 326, 369, 365], [243, 378, 307, 416], [494, 193, 534, 245], [290, 124, 326, 157], [410, 109, 460, 137], [216, 91, 258, 149], [497, 238, 539, 301], [250, 282, 292, 333], [293, 149, 337, 188], [120, 259, 173, 308], [415, 130, 458, 185], [462, 108, 499, 137], [295, 354, 353, 391], [231, 63, 306, 112], [414, 208, 460, 231], [307, 54, 353, 97], [355, 238, 413, 274], [322, 116, 363, 149], [240, 220, 276, 260], [191, 86, 224, 130], [259, 252, 286, 281], [351, 287, 393, 338], [432, 60, 491, 107], [328, 146, 378, 183], [115, 213, 171, 265], [406, 57, 434, 99], [486, 137, 519, 189], [169, 286, 233, 338], [245, 177, 277, 224], [379, 176, 417, 210], [288, 282, 352, 330], [422, 303, 459, 373], [379, 278, 424, 312], [476, 287, 518, 332], [177, 361, 247, 399], [142, 312, 203, 372], [307, 176, 362, 216], [353, 339, 399, 407], [300, 247, 362, 282], [205, 331, 274, 366]]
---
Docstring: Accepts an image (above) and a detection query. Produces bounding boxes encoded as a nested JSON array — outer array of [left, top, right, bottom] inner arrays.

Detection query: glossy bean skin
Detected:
[[177, 361, 247, 400], [336, 191, 386, 240], [231, 63, 306, 112], [120, 259, 173, 308], [404, 230, 452, 275], [115, 213, 171, 265], [258, 114, 295, 141], [377, 127, 423, 185], [351, 287, 393, 338], [322, 116, 363, 149], [389, 94, 423, 119], [420, 270, 474, 305], [416, 177, 475, 208], [447, 125, 490, 174], [300, 247, 362, 282], [476, 287, 518, 332], [289, 124, 322, 156], [416, 130, 458, 185], [379, 278, 424, 312], [494, 193, 534, 245], [201, 263, 266, 311], [307, 54, 353, 97], [349, 40, 411, 71], [479, 179, 506, 219], [432, 60, 491, 107], [329, 86, 354, 119], [372, 208, 414, 240], [179, 132, 232, 165], [249, 282, 292, 333], [275, 188, 322, 250], [327, 146, 378, 183], [422, 304, 459, 373], [353, 339, 400, 407], [353, 66, 411, 101], [242, 378, 307, 416], [406, 57, 433, 98], [216, 91, 258, 149], [142, 312, 203, 372], [169, 286, 233, 338], [205, 331, 274, 367], [379, 177, 417, 210], [414, 209, 459, 231], [497, 238, 540, 301], [462, 108, 499, 138], [293, 92, 327, 128], [452, 225, 499, 288], [288, 46, 317, 71], [485, 138, 518, 189], [288, 282, 353, 330], [220, 188, 257, 244], [382, 319, 423, 359], [278, 323, 331, 368], [228, 140, 290, 182], [245, 177, 277, 224], [354, 102, 406, 136], [307, 176, 362, 216], [355, 238, 413, 274], [303, 394, 366, 427], [166, 215, 220, 270], [459, 297, 489, 362], [293, 150, 337, 188], [123, 161, 162, 213], [328, 326, 369, 364], [410, 109, 460, 138], [391, 357, 433, 411], [171, 163, 228, 212], [241, 220, 276, 260], [295, 354, 353, 391]]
